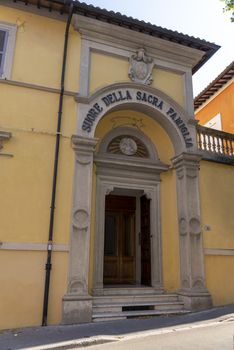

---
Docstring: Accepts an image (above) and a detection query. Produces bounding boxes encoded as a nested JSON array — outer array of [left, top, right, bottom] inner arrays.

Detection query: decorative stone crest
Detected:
[[179, 217, 187, 236], [69, 279, 87, 294], [119, 137, 137, 156], [128, 48, 154, 85], [189, 217, 201, 236], [73, 209, 89, 231]]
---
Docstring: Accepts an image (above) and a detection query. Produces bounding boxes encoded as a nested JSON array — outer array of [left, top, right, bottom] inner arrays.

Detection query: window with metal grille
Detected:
[[0, 29, 8, 77]]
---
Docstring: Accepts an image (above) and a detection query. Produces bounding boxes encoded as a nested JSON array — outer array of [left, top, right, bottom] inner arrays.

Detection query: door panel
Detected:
[[104, 195, 136, 284], [104, 213, 119, 282], [121, 213, 135, 283], [140, 195, 151, 286]]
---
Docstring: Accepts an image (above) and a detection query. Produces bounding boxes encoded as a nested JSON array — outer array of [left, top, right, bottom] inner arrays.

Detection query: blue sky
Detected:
[[83, 0, 233, 97]]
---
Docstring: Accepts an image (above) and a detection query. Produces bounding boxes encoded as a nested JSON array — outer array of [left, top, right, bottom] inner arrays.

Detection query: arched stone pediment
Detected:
[[76, 82, 197, 155], [98, 126, 158, 161]]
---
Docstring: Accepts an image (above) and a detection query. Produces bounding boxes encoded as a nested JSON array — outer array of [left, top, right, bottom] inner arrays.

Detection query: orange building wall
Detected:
[[195, 82, 234, 133]]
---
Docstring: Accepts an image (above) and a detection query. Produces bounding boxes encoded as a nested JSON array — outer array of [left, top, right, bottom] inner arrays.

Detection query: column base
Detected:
[[178, 290, 212, 311], [92, 287, 104, 296], [62, 294, 92, 324]]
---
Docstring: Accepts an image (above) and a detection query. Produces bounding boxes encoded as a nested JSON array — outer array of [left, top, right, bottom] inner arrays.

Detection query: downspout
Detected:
[[42, 0, 74, 327]]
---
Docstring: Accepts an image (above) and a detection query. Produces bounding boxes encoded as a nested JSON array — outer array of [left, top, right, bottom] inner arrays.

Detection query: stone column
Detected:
[[62, 135, 98, 324], [172, 153, 212, 310], [92, 182, 114, 295], [143, 188, 163, 292]]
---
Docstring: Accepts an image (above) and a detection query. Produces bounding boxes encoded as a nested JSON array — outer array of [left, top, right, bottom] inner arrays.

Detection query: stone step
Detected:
[[93, 316, 127, 322], [102, 287, 160, 296], [93, 294, 179, 305], [92, 309, 189, 322], [93, 301, 184, 313]]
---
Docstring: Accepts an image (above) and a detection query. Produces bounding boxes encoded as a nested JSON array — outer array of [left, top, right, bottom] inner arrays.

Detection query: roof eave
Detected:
[[9, 0, 220, 73]]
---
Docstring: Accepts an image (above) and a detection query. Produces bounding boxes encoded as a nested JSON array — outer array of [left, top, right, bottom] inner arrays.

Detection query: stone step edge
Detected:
[[93, 309, 189, 318], [102, 289, 175, 293], [103, 287, 160, 294], [93, 294, 178, 299], [93, 301, 184, 308]]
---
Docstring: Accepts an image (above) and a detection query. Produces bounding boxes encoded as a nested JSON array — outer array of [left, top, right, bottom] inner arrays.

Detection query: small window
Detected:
[[204, 113, 222, 131], [0, 29, 9, 77], [0, 22, 17, 79]]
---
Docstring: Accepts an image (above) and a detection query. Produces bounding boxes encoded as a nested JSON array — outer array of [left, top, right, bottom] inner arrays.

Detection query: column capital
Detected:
[[171, 152, 202, 168], [71, 135, 99, 154], [172, 152, 202, 179]]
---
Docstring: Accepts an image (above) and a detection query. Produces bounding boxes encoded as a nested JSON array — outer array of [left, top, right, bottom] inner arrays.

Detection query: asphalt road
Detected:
[[80, 321, 234, 350], [1, 306, 234, 350]]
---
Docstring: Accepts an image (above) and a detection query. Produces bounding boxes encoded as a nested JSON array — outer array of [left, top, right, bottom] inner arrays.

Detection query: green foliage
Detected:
[[221, 0, 234, 22]]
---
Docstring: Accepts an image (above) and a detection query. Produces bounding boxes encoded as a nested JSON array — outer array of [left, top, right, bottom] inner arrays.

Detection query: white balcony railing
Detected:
[[196, 125, 234, 160]]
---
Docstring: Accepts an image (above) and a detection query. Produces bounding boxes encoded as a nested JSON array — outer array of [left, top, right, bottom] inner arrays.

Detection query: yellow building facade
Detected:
[[0, 0, 234, 330]]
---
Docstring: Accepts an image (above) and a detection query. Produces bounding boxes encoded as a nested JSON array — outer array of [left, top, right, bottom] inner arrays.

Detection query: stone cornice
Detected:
[[74, 15, 205, 72]]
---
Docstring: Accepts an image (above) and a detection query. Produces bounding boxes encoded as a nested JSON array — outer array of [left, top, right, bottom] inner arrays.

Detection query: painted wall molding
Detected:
[[0, 242, 69, 252], [204, 248, 234, 256], [0, 78, 76, 96]]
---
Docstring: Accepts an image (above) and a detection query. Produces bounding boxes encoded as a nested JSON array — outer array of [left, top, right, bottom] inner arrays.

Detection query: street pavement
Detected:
[[80, 321, 234, 350], [0, 304, 234, 350]]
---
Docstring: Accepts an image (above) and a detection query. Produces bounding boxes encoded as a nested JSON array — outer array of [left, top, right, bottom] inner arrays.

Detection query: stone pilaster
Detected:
[[172, 153, 212, 310], [62, 135, 98, 324]]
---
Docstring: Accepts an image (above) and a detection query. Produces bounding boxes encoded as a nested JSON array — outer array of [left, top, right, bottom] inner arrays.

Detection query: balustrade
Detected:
[[196, 125, 234, 159]]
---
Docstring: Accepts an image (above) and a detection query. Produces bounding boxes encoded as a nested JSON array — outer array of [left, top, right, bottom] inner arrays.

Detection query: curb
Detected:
[[26, 336, 119, 350]]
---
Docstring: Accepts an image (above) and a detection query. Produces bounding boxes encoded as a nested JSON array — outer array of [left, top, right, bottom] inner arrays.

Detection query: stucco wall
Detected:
[[200, 160, 234, 305], [0, 6, 78, 329], [90, 52, 185, 108], [0, 5, 81, 90]]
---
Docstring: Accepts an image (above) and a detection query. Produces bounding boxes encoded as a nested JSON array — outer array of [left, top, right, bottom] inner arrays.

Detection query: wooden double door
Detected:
[[104, 195, 151, 286]]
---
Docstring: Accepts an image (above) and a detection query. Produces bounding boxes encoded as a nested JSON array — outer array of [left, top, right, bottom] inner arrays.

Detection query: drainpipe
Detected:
[[42, 0, 74, 327]]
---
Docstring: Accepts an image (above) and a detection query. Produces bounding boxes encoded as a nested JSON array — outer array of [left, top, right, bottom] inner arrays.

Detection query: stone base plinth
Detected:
[[62, 294, 92, 324], [178, 290, 212, 311]]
